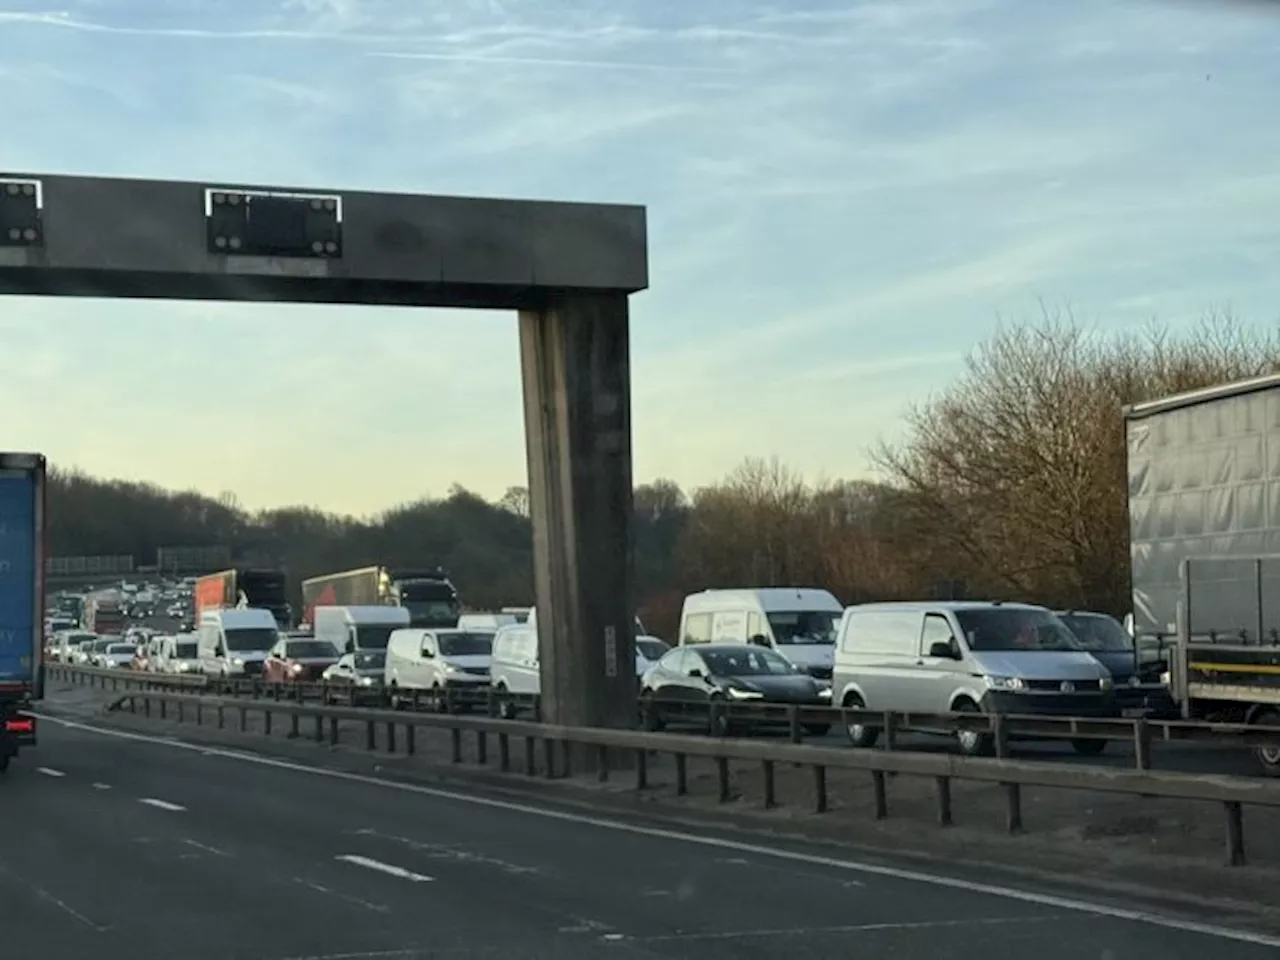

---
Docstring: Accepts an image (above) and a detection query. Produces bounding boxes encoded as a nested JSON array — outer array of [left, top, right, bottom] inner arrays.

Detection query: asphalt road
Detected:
[[2, 716, 1277, 960]]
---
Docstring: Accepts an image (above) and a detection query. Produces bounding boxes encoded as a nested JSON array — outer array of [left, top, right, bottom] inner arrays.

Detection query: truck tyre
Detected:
[[1254, 709, 1280, 778]]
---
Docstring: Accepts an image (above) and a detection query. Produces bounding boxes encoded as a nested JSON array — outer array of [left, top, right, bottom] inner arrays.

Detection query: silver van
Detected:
[[833, 601, 1114, 756]]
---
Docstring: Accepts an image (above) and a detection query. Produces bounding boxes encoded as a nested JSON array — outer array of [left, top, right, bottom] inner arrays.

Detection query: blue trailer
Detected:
[[0, 453, 44, 773]]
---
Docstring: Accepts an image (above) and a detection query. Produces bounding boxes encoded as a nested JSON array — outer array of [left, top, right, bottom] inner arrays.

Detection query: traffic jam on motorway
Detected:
[[23, 373, 1280, 779]]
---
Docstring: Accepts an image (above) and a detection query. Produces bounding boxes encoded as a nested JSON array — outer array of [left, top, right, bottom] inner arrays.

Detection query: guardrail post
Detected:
[[1224, 801, 1246, 866], [1004, 783, 1023, 834], [812, 765, 828, 813], [675, 754, 688, 795], [450, 727, 462, 764], [635, 749, 648, 789], [788, 706, 801, 744], [328, 717, 338, 745], [499, 732, 510, 772], [289, 713, 299, 739], [883, 712, 898, 751], [525, 736, 536, 775], [476, 730, 487, 765], [762, 759, 776, 808], [159, 699, 167, 720], [560, 741, 573, 778], [871, 770, 888, 819], [486, 687, 498, 718], [935, 776, 953, 826], [405, 723, 415, 756], [385, 721, 396, 753], [544, 739, 557, 779], [129, 695, 137, 715], [195, 702, 201, 725], [217, 705, 224, 729], [144, 697, 152, 719], [992, 713, 1009, 758], [263, 710, 272, 736], [716, 756, 730, 802], [1133, 719, 1152, 770], [596, 745, 608, 782], [366, 720, 376, 751], [238, 707, 247, 732]]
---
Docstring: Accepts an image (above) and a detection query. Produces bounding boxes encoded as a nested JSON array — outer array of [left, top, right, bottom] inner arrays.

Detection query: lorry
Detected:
[[301, 566, 460, 629], [194, 568, 291, 629], [1125, 373, 1280, 775], [83, 589, 125, 635], [0, 453, 44, 773]]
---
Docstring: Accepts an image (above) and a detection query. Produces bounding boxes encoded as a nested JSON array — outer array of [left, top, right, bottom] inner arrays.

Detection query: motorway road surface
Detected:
[[2, 717, 1277, 960]]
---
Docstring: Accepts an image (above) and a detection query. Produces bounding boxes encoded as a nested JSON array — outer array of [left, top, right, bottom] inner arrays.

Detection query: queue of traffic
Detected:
[[45, 586, 1220, 763]]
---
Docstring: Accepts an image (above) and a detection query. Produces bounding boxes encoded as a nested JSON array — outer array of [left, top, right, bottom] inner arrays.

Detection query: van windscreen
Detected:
[[955, 609, 1083, 652], [767, 611, 839, 645]]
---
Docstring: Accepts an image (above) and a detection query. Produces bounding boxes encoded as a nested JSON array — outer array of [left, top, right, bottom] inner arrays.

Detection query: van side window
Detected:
[[683, 613, 713, 644], [920, 614, 957, 657], [843, 611, 921, 655], [746, 612, 764, 641]]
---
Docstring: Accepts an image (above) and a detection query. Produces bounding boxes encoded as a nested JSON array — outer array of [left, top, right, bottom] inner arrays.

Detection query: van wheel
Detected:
[[1253, 709, 1280, 777], [842, 694, 879, 748], [388, 683, 403, 711], [431, 684, 449, 714], [953, 699, 994, 756], [495, 685, 516, 720]]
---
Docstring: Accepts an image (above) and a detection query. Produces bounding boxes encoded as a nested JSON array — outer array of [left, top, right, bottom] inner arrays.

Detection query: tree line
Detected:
[[46, 311, 1280, 639]]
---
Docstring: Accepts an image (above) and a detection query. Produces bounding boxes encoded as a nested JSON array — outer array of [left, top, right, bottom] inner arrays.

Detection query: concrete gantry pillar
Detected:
[[519, 292, 637, 733]]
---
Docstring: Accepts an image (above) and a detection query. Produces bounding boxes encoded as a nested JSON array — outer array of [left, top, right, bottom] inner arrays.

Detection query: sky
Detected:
[[2, 0, 1280, 516]]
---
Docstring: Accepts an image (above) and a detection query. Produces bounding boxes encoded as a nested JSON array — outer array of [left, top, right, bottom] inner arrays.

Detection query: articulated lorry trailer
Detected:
[[1125, 374, 1280, 775], [301, 566, 460, 628], [0, 453, 44, 774], [194, 567, 291, 628]]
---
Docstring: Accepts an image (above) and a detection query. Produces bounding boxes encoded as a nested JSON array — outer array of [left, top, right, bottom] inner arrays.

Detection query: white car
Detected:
[[100, 642, 138, 669]]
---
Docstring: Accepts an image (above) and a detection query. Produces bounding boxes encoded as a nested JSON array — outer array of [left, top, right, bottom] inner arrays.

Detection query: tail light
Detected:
[[4, 716, 34, 734]]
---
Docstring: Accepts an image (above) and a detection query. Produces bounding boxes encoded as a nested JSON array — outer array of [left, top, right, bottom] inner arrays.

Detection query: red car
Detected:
[[263, 637, 341, 684]]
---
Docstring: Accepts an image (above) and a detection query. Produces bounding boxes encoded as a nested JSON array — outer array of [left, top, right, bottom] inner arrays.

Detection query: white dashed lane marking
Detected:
[[138, 798, 186, 812], [36, 767, 66, 778], [336, 855, 434, 883]]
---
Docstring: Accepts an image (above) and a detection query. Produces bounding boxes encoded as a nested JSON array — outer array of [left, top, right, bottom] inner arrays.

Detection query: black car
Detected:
[[1056, 610, 1176, 718], [640, 642, 832, 737]]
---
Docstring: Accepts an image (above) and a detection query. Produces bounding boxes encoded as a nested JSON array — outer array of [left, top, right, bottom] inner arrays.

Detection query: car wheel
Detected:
[[641, 691, 664, 731], [1071, 738, 1107, 757], [707, 695, 729, 737]]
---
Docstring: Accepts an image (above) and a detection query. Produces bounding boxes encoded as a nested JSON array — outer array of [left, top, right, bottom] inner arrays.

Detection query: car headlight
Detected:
[[1159, 670, 1171, 685], [984, 675, 1026, 692], [725, 686, 764, 700], [357, 676, 374, 687], [1099, 676, 1113, 691], [816, 687, 833, 700]]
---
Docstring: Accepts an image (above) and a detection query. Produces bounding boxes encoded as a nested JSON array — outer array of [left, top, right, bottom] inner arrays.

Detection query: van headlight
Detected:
[[357, 676, 374, 687], [984, 675, 1026, 692], [1159, 670, 1171, 685]]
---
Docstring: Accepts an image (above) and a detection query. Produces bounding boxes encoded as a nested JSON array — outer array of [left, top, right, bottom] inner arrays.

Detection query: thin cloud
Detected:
[[368, 49, 733, 73]]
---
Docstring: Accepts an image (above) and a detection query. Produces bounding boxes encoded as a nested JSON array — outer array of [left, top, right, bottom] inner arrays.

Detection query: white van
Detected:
[[677, 588, 841, 679], [313, 605, 410, 656], [833, 601, 1115, 756], [156, 633, 201, 674], [384, 628, 494, 710], [196, 609, 280, 678], [489, 622, 670, 718], [456, 612, 518, 632]]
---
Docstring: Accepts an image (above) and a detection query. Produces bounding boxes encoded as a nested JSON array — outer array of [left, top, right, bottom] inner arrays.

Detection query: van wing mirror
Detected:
[[928, 641, 957, 659]]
